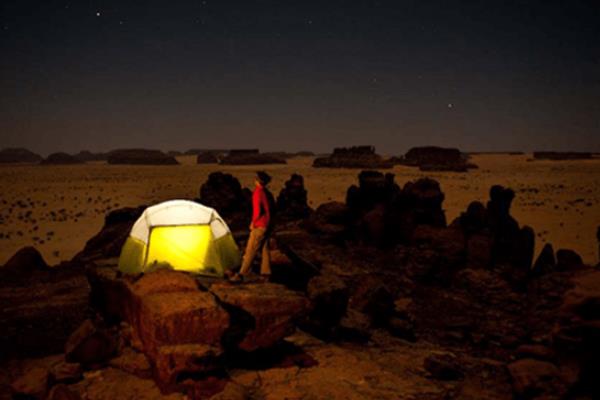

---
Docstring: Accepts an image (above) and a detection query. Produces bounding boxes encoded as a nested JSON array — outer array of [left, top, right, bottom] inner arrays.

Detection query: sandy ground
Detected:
[[0, 154, 598, 266]]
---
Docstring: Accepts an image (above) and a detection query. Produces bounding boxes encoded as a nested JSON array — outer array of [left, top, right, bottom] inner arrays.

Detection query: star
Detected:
[[447, 103, 453, 108], [96, 11, 101, 17]]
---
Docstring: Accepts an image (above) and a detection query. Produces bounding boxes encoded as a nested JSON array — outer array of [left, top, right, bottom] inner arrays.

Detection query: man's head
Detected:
[[255, 171, 271, 187]]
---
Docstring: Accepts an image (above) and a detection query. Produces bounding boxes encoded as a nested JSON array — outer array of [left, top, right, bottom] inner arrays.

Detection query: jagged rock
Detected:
[[399, 146, 477, 171], [107, 149, 179, 165], [50, 361, 83, 384], [410, 226, 465, 273], [465, 232, 494, 269], [388, 317, 416, 342], [515, 344, 555, 361], [0, 247, 90, 358], [154, 344, 223, 390], [276, 174, 312, 220], [507, 359, 564, 398], [48, 384, 82, 400], [41, 152, 83, 165], [555, 249, 584, 270], [348, 275, 395, 326], [424, 353, 463, 380], [220, 149, 286, 165], [306, 201, 349, 237], [108, 347, 152, 378], [401, 178, 447, 228], [47, 384, 82, 400], [65, 319, 118, 367], [210, 282, 310, 351], [196, 152, 219, 164], [10, 367, 49, 399], [0, 147, 42, 163], [346, 171, 400, 214], [313, 146, 393, 169], [303, 273, 349, 337], [73, 206, 145, 261], [532, 243, 556, 276]]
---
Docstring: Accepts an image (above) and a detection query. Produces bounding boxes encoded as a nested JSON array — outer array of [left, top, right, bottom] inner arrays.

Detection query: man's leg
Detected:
[[239, 228, 265, 275], [260, 236, 271, 276]]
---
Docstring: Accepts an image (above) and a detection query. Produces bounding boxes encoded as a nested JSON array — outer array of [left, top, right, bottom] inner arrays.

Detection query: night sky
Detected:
[[1, 1, 599, 155]]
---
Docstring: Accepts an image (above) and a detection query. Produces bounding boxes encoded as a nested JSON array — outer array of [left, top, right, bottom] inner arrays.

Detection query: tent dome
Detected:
[[118, 200, 240, 277]]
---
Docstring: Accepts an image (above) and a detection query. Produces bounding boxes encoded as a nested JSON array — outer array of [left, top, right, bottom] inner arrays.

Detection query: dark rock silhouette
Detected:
[[276, 173, 312, 221], [533, 151, 593, 160], [196, 152, 219, 164], [73, 150, 108, 162], [106, 149, 178, 165], [0, 147, 43, 163], [198, 172, 251, 231], [555, 249, 584, 270], [313, 146, 392, 169], [532, 243, 556, 276], [41, 152, 83, 165], [219, 149, 286, 165], [396, 146, 477, 172]]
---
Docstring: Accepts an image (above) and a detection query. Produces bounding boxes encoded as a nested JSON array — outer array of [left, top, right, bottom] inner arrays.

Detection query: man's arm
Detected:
[[251, 189, 261, 228]]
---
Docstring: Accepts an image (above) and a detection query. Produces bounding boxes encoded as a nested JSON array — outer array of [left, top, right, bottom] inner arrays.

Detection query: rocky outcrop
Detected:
[[220, 149, 286, 165], [0, 147, 42, 163], [87, 267, 310, 393], [198, 172, 251, 231], [73, 206, 146, 262], [533, 151, 593, 160], [313, 146, 393, 169], [106, 149, 178, 165], [396, 146, 477, 172], [41, 152, 83, 165], [276, 174, 312, 221], [0, 247, 90, 359]]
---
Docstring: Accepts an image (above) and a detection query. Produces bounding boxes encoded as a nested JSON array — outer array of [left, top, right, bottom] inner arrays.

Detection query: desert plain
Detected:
[[1, 153, 598, 266]]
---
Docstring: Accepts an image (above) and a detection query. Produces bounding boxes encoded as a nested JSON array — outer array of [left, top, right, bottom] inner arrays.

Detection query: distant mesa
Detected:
[[395, 146, 478, 172], [219, 149, 286, 165], [196, 152, 220, 164], [166, 150, 183, 157], [533, 151, 593, 160], [41, 152, 83, 165], [73, 150, 108, 162], [106, 149, 179, 165], [184, 148, 229, 156], [0, 147, 43, 164], [313, 146, 392, 169], [467, 151, 524, 155]]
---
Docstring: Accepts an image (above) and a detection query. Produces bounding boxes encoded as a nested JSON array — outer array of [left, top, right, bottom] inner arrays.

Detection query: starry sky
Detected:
[[1, 0, 599, 155]]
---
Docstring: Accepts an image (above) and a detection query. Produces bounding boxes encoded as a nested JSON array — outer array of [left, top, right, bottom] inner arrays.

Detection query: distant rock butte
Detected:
[[41, 152, 83, 165], [533, 151, 593, 160], [106, 149, 178, 165], [313, 146, 392, 169], [394, 146, 477, 172], [0, 147, 43, 163]]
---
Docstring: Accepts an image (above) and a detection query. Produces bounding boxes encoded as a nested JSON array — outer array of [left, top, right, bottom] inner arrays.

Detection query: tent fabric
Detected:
[[118, 200, 240, 277]]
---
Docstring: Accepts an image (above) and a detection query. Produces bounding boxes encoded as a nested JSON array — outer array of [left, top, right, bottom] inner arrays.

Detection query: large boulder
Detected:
[[302, 274, 349, 338], [313, 146, 392, 169], [532, 243, 556, 276], [210, 282, 310, 351], [0, 147, 42, 163], [107, 149, 178, 165], [507, 359, 565, 398], [41, 152, 83, 165], [65, 319, 118, 367], [73, 206, 145, 262], [276, 174, 312, 221], [198, 172, 251, 232]]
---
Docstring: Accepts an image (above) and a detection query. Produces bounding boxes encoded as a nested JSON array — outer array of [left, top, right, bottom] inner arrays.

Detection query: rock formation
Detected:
[[396, 146, 477, 172], [533, 151, 593, 160], [73, 151, 108, 162], [106, 149, 178, 165], [313, 146, 393, 169], [41, 152, 83, 165], [276, 173, 312, 221], [0, 147, 43, 163], [196, 152, 219, 164], [219, 149, 286, 165], [198, 172, 251, 231]]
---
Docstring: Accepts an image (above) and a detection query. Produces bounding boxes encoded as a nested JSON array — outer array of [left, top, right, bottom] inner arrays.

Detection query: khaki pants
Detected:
[[239, 227, 271, 276]]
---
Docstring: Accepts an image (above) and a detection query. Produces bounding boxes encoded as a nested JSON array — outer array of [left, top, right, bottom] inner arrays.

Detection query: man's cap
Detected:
[[256, 171, 272, 185]]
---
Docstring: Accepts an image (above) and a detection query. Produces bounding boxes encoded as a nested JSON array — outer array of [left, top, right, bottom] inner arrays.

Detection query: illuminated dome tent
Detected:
[[118, 200, 240, 277]]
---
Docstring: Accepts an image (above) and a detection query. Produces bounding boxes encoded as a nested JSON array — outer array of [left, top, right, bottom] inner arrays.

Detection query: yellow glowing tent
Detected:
[[118, 200, 240, 277]]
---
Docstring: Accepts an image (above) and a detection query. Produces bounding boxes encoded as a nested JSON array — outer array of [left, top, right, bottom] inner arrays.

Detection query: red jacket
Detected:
[[251, 184, 270, 228]]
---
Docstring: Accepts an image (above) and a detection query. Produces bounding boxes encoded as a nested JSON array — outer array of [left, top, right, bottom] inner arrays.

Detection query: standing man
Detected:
[[234, 171, 272, 281]]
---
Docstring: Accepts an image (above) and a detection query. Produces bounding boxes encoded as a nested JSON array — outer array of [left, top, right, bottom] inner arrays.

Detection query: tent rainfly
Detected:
[[118, 200, 240, 277]]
